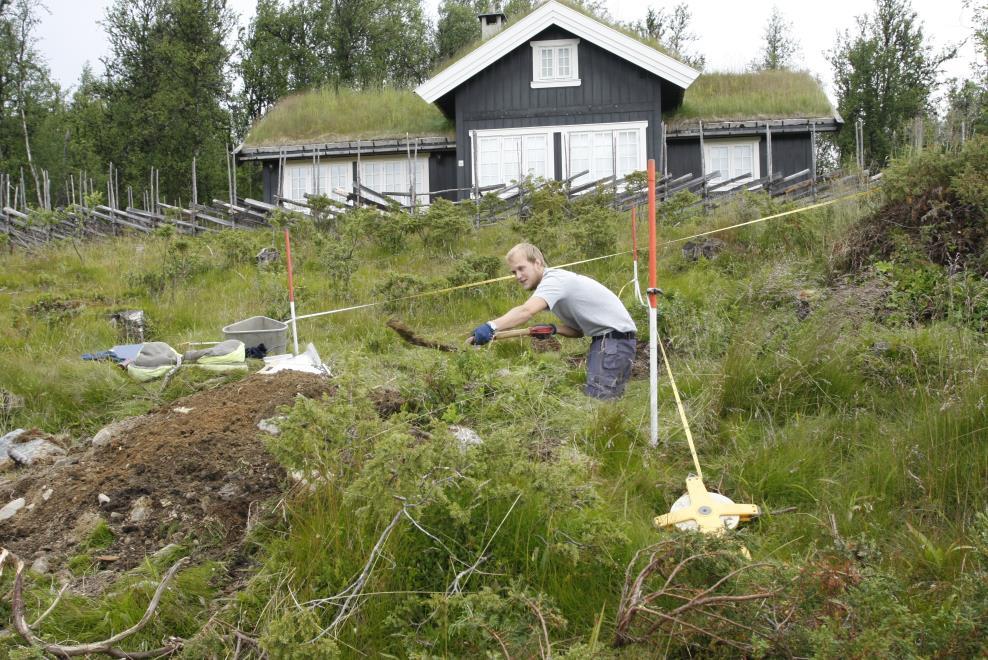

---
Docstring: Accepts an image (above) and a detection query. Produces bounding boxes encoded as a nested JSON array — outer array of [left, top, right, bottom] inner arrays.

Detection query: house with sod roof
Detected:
[[236, 0, 840, 207]]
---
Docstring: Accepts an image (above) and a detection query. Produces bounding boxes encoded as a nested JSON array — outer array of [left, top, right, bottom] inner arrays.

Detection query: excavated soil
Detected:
[[0, 372, 333, 571]]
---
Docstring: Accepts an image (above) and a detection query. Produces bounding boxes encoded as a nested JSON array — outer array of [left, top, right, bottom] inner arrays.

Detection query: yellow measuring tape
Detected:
[[290, 188, 877, 323]]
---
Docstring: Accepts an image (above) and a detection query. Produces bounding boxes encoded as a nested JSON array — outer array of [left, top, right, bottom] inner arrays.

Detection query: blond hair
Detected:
[[505, 243, 547, 266]]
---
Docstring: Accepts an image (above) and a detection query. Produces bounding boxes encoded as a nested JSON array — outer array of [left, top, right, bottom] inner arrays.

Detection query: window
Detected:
[[475, 132, 551, 188], [284, 162, 352, 207], [703, 139, 759, 187], [567, 125, 643, 185], [531, 39, 580, 88], [359, 157, 429, 204]]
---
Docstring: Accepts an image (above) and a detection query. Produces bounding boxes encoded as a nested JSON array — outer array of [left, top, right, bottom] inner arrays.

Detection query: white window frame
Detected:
[[359, 156, 430, 206], [472, 126, 556, 189], [530, 38, 581, 89], [560, 120, 648, 186], [282, 160, 353, 210], [703, 138, 760, 189], [471, 120, 648, 192]]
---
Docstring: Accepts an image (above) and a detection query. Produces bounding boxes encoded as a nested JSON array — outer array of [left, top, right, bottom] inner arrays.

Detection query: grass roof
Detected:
[[243, 88, 454, 148], [667, 70, 835, 125]]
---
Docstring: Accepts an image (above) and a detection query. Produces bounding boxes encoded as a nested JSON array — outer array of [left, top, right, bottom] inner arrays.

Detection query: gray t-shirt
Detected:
[[533, 268, 636, 337]]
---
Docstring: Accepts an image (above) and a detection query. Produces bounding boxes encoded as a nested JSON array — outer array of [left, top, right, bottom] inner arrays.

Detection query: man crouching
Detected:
[[469, 243, 637, 400]]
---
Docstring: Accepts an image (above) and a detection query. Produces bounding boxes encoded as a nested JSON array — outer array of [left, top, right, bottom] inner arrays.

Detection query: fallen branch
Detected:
[[5, 547, 189, 658], [614, 540, 778, 652], [310, 507, 404, 640], [386, 318, 458, 353]]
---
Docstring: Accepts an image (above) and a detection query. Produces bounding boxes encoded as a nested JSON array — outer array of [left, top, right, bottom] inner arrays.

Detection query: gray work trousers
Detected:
[[585, 335, 636, 399]]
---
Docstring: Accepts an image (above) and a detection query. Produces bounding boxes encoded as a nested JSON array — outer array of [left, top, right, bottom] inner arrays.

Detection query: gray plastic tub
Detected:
[[222, 316, 288, 355]]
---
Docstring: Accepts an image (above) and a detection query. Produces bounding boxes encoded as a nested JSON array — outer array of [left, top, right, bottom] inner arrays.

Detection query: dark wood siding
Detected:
[[666, 133, 815, 182], [428, 150, 459, 201], [450, 26, 681, 198]]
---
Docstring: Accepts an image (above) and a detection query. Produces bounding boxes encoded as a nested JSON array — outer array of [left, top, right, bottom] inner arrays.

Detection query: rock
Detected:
[[0, 497, 26, 521], [30, 555, 50, 574], [682, 238, 726, 261], [449, 425, 483, 449], [0, 428, 28, 471], [110, 309, 147, 342], [217, 482, 239, 501], [98, 493, 110, 505], [42, 488, 53, 501], [92, 416, 143, 449], [8, 437, 66, 466], [110, 512, 123, 520], [1, 389, 24, 414], [256, 247, 279, 265], [257, 417, 283, 435], [172, 407, 193, 414], [128, 495, 153, 523]]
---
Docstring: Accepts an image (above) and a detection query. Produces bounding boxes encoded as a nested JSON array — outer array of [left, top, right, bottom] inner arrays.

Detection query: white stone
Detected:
[[97, 493, 110, 505], [8, 438, 66, 466], [42, 488, 53, 501], [449, 425, 483, 449], [128, 496, 153, 523], [257, 417, 282, 435], [0, 497, 26, 521], [92, 416, 143, 448], [30, 556, 50, 574]]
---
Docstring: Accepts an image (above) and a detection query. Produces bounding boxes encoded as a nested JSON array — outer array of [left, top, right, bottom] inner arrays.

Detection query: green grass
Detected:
[[3, 182, 988, 656], [243, 87, 455, 147], [668, 69, 835, 124]]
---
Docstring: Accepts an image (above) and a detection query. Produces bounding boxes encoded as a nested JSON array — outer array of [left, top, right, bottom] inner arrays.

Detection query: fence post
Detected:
[[698, 120, 706, 201], [765, 122, 773, 185], [810, 120, 817, 201]]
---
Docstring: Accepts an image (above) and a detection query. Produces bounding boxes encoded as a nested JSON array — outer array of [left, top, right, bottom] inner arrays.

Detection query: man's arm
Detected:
[[555, 324, 583, 338], [490, 295, 549, 330]]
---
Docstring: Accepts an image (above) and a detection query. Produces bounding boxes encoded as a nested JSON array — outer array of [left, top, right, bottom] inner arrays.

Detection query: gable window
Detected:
[[531, 39, 580, 88], [703, 139, 759, 188]]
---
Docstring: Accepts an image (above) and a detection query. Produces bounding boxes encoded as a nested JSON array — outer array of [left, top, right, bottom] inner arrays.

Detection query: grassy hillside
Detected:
[[1, 141, 988, 656]]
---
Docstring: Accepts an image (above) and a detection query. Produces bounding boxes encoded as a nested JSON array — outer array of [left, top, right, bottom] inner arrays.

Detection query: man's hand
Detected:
[[469, 322, 496, 346]]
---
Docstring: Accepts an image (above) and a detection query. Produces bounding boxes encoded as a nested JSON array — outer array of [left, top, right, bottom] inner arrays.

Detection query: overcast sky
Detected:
[[36, 0, 980, 105]]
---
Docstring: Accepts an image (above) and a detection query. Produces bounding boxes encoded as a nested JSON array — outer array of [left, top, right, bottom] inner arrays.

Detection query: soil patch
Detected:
[[0, 372, 333, 571]]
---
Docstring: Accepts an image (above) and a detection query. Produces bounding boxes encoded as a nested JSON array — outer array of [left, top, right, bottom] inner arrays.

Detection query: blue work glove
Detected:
[[471, 322, 496, 345]]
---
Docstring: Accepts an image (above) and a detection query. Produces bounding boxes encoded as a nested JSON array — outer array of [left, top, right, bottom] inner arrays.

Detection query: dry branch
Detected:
[[614, 540, 778, 653], [3, 546, 189, 658]]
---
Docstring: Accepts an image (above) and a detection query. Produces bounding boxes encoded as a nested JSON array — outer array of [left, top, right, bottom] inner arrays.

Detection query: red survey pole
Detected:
[[284, 228, 300, 355], [647, 159, 659, 447]]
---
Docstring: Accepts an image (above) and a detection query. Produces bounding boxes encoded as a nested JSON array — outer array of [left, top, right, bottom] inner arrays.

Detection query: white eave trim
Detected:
[[415, 0, 700, 104]]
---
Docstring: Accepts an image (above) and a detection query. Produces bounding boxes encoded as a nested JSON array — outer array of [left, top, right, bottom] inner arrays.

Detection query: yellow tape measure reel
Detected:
[[654, 476, 760, 534]]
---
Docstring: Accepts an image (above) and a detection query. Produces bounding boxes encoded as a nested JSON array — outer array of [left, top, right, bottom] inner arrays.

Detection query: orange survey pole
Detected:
[[284, 228, 300, 355], [631, 207, 645, 305], [647, 159, 659, 447]]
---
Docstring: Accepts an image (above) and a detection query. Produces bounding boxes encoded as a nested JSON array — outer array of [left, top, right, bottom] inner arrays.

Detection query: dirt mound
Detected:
[[0, 372, 333, 571], [834, 188, 988, 274]]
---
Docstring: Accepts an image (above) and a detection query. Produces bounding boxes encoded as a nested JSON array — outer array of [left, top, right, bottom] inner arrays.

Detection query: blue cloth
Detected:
[[81, 343, 143, 363], [471, 323, 495, 345]]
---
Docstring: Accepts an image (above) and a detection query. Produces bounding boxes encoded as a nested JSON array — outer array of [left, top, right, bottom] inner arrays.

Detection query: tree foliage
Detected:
[[828, 0, 953, 167], [633, 4, 705, 70], [101, 0, 234, 202], [434, 0, 480, 63], [754, 6, 800, 71]]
